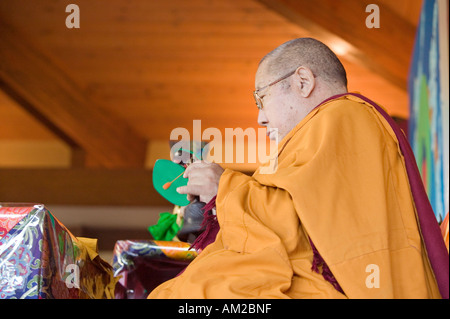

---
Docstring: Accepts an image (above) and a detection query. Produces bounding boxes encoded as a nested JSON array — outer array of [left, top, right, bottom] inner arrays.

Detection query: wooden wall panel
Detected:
[[0, 89, 57, 140], [0, 0, 420, 171], [0, 20, 148, 168], [0, 168, 168, 206], [257, 0, 418, 90]]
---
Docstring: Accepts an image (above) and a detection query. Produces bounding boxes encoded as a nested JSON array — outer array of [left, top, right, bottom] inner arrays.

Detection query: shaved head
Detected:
[[255, 38, 349, 142], [260, 38, 348, 90]]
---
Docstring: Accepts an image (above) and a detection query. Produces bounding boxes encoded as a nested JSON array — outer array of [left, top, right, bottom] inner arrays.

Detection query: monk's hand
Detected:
[[176, 162, 224, 203]]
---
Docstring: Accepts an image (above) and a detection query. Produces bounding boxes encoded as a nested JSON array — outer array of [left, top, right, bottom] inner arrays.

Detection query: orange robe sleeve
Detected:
[[149, 168, 345, 298], [149, 94, 444, 299]]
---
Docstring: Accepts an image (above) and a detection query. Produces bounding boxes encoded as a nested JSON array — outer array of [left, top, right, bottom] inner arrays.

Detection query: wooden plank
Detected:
[[36, 34, 305, 49], [0, 168, 168, 206], [0, 167, 254, 206], [48, 60, 259, 80], [257, 0, 417, 91], [0, 140, 71, 168], [377, 0, 423, 26], [35, 21, 306, 39], [0, 89, 58, 140], [0, 20, 147, 168], [73, 226, 153, 252], [0, 0, 285, 24]]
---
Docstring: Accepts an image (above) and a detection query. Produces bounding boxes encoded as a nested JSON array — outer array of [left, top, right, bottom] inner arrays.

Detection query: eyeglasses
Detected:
[[253, 68, 297, 110]]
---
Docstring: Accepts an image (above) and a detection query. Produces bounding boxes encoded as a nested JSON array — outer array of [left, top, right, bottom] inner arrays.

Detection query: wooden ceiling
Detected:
[[0, 0, 423, 204]]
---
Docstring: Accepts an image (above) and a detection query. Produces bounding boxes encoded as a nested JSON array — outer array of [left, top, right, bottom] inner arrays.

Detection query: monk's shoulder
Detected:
[[317, 96, 378, 123], [307, 96, 392, 141]]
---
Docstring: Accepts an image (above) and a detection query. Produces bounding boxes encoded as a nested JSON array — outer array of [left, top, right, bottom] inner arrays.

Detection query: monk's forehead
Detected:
[[255, 59, 275, 90]]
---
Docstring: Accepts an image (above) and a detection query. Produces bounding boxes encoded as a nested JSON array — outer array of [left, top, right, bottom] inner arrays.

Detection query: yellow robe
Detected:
[[149, 94, 442, 299]]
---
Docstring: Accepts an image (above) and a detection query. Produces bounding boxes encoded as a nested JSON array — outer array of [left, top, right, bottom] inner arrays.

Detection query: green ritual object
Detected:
[[153, 159, 190, 206], [148, 212, 183, 241]]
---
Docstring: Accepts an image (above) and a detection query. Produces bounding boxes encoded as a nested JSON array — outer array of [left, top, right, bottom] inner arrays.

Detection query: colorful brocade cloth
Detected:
[[113, 240, 197, 298], [0, 204, 117, 299]]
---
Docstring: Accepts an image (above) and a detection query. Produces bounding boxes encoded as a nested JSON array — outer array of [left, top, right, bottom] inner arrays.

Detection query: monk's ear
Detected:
[[295, 66, 315, 98]]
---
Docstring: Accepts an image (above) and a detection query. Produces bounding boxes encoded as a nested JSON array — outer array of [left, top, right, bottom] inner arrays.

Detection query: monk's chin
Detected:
[[267, 130, 278, 141]]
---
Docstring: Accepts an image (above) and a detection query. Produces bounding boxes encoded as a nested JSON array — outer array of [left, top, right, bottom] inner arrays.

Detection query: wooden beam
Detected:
[[0, 167, 254, 206], [0, 168, 169, 206], [0, 20, 147, 168], [257, 0, 417, 91], [72, 226, 153, 252]]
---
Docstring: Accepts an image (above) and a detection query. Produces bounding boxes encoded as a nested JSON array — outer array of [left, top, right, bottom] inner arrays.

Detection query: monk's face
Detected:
[[255, 62, 307, 142]]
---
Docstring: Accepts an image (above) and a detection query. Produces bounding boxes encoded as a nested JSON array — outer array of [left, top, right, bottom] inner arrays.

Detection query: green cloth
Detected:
[[148, 212, 183, 241]]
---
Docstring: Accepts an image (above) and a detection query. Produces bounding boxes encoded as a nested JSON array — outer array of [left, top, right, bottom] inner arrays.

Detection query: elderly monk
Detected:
[[149, 38, 448, 299]]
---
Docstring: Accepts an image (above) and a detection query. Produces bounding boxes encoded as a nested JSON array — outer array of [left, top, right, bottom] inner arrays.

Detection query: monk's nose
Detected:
[[258, 110, 268, 127]]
